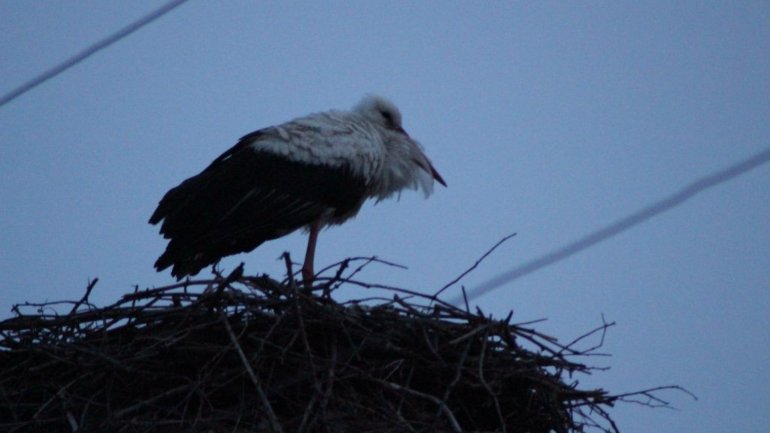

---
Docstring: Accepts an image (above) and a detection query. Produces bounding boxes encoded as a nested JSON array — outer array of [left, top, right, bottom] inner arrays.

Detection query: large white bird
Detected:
[[149, 95, 445, 285]]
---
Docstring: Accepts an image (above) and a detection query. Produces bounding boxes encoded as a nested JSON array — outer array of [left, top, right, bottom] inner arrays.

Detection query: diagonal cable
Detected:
[[0, 0, 190, 108], [454, 148, 770, 305]]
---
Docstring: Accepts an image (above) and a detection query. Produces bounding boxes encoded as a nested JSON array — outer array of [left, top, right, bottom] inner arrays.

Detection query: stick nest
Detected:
[[0, 258, 681, 433]]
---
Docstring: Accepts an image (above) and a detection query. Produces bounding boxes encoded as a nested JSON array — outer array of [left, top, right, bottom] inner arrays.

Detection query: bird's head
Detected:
[[354, 94, 406, 135], [355, 95, 446, 198]]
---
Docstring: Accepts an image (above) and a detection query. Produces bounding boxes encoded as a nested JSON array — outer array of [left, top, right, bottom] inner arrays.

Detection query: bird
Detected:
[[149, 95, 446, 286]]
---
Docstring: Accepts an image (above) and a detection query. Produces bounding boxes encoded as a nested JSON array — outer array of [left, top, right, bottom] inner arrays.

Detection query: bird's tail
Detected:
[[154, 245, 212, 281]]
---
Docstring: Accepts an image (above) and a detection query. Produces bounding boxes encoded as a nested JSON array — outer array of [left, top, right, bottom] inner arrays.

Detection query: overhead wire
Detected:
[[453, 148, 770, 305], [0, 0, 190, 108]]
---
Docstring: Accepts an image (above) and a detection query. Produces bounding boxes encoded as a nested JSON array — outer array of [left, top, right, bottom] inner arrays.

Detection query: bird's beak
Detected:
[[431, 164, 447, 187], [413, 154, 447, 187], [402, 128, 446, 187]]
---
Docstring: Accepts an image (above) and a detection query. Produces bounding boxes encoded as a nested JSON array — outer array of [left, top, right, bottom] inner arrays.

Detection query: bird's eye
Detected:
[[380, 110, 393, 124]]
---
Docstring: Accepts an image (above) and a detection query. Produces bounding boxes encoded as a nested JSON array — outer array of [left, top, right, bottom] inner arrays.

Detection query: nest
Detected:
[[0, 256, 682, 433]]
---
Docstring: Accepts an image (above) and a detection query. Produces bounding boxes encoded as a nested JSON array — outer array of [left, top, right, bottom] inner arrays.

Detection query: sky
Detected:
[[1, 2, 769, 432]]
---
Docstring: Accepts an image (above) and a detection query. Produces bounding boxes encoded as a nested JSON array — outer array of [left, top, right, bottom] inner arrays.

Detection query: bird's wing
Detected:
[[247, 112, 386, 181], [149, 129, 369, 277]]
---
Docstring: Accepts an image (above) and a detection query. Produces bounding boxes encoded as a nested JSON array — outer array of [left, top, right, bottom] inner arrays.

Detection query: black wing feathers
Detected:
[[150, 132, 368, 279]]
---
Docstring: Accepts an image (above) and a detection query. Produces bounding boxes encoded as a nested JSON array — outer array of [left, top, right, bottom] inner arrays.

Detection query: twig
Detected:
[[558, 314, 615, 357], [478, 329, 506, 433], [69, 278, 99, 315], [434, 336, 474, 430], [214, 262, 244, 296], [219, 311, 283, 433], [375, 379, 463, 433], [434, 233, 517, 298], [113, 383, 193, 419], [614, 385, 698, 407], [281, 252, 297, 291]]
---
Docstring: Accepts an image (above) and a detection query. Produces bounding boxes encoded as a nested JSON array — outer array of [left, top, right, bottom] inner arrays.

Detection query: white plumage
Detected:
[[149, 95, 445, 285]]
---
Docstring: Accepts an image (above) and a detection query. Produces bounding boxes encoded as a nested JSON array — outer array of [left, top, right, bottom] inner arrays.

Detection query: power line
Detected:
[[453, 148, 770, 305], [0, 0, 190, 108]]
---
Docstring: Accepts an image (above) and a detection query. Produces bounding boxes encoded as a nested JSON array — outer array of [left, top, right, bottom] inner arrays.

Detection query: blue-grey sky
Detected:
[[2, 2, 769, 431]]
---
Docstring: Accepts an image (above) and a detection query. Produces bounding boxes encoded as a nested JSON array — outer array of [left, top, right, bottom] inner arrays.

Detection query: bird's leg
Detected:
[[302, 220, 321, 290]]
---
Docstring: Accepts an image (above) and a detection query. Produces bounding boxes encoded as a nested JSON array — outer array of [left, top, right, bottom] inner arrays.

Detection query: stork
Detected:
[[149, 95, 445, 286]]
